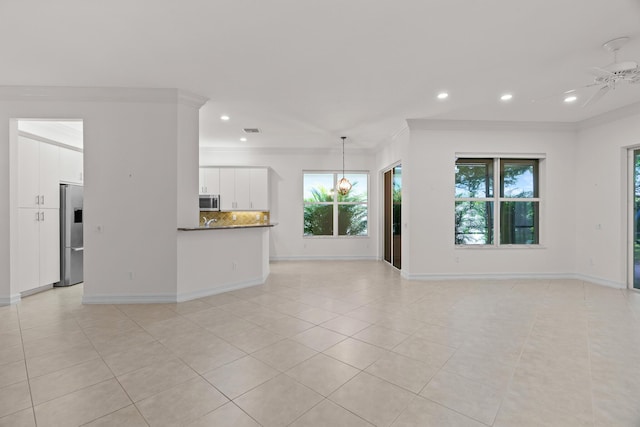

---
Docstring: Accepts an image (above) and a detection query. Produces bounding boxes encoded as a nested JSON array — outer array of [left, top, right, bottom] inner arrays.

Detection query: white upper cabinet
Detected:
[[18, 136, 60, 209], [199, 167, 220, 195], [250, 168, 269, 211], [217, 167, 269, 211], [59, 148, 84, 184], [219, 168, 235, 210], [234, 168, 251, 210]]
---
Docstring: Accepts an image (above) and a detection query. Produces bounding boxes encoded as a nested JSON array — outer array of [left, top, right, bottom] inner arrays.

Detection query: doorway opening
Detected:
[[383, 165, 401, 269], [15, 119, 84, 297], [631, 149, 640, 289]]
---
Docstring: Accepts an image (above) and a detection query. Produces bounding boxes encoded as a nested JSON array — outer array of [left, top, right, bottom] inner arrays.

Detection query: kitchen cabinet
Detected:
[[219, 168, 235, 210], [249, 168, 269, 211], [18, 136, 60, 209], [18, 207, 60, 292], [199, 167, 220, 195], [59, 148, 84, 184], [219, 167, 269, 211]]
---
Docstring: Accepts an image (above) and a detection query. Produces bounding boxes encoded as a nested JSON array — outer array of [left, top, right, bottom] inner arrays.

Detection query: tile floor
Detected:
[[1, 260, 640, 426]]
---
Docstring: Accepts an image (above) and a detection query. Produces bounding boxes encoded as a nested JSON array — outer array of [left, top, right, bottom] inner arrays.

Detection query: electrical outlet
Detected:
[[256, 214, 260, 220], [232, 215, 237, 221]]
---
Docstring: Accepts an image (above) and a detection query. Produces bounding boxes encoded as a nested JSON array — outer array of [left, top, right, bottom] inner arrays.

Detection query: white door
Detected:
[[18, 208, 40, 292], [235, 169, 252, 210], [59, 148, 83, 184], [39, 142, 60, 208], [219, 168, 236, 210], [39, 208, 60, 286], [202, 168, 220, 195], [250, 168, 269, 210], [18, 137, 40, 208]]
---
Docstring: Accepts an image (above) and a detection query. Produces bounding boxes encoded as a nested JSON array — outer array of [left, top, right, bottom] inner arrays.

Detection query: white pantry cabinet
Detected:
[[218, 167, 269, 211], [18, 136, 60, 209], [199, 167, 220, 195], [59, 148, 84, 184], [18, 208, 60, 292]]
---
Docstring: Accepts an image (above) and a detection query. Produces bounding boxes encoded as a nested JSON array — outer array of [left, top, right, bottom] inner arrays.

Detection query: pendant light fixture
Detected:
[[337, 136, 352, 196]]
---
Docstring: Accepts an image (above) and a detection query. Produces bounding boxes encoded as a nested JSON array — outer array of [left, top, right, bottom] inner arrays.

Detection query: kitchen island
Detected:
[[176, 223, 276, 302]]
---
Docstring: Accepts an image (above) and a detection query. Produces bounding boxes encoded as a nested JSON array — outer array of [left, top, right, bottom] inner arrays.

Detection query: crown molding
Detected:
[[577, 100, 640, 130], [199, 145, 374, 156], [0, 86, 208, 108], [407, 119, 578, 132], [177, 90, 209, 109]]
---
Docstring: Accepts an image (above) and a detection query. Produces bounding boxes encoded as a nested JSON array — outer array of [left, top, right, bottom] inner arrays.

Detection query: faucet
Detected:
[[204, 217, 217, 227]]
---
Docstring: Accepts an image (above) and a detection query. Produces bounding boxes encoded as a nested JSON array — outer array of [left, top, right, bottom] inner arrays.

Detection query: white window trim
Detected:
[[303, 171, 369, 238], [455, 157, 543, 247]]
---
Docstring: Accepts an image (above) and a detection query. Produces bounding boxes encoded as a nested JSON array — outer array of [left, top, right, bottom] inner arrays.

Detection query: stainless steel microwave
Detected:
[[199, 194, 220, 211]]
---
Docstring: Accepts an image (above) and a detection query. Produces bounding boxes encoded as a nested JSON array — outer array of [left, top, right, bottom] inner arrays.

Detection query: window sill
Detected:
[[303, 235, 370, 239], [455, 244, 546, 250]]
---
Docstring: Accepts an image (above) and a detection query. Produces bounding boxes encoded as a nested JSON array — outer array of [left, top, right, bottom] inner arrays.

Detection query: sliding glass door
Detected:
[[384, 165, 401, 269], [633, 150, 640, 289]]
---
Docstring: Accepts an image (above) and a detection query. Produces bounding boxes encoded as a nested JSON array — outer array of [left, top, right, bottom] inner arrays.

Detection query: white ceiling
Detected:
[[18, 120, 84, 149], [2, 0, 640, 150]]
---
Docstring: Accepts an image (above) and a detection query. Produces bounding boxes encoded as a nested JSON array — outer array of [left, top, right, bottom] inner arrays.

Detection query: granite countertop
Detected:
[[178, 223, 277, 231]]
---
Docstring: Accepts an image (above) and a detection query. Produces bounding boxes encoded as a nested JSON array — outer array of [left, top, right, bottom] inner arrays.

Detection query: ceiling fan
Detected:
[[579, 36, 640, 107]]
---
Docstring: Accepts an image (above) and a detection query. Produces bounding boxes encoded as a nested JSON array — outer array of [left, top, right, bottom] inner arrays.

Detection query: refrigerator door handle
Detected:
[[70, 247, 84, 252]]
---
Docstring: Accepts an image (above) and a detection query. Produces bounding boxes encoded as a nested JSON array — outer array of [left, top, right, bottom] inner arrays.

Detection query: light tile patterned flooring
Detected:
[[1, 261, 640, 426]]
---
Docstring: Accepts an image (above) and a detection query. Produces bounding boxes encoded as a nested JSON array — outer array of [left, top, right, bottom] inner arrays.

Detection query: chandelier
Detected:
[[337, 136, 352, 196]]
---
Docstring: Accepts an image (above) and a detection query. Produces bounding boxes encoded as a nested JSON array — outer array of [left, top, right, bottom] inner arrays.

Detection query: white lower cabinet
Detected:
[[18, 208, 60, 293]]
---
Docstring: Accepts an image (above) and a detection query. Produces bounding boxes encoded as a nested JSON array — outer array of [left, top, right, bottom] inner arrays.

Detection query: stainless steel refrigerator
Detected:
[[56, 184, 83, 287]]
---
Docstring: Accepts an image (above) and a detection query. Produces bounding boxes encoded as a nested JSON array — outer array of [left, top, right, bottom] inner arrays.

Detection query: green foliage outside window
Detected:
[[303, 174, 368, 236]]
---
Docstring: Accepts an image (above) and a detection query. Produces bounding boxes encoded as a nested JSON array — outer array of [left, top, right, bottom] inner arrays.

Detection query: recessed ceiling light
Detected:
[[437, 92, 449, 100], [564, 95, 578, 103], [240, 137, 247, 142], [500, 94, 513, 101], [220, 115, 230, 121]]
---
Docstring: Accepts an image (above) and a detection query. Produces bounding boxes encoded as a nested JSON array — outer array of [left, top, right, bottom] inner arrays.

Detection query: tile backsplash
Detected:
[[200, 211, 269, 227]]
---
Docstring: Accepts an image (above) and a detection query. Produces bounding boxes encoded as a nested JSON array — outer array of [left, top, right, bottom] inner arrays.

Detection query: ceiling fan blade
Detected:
[[589, 67, 614, 78], [582, 86, 610, 107]]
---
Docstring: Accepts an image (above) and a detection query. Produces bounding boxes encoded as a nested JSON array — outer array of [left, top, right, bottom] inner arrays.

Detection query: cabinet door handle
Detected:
[[35, 212, 40, 221], [41, 212, 45, 221], [35, 195, 40, 205], [41, 195, 45, 205]]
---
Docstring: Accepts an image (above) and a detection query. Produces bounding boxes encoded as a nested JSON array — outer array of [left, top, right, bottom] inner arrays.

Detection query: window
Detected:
[[303, 172, 368, 236], [455, 158, 539, 245]]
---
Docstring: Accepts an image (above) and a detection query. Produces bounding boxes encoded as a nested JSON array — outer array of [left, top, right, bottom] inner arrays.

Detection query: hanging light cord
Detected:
[[342, 136, 346, 178]]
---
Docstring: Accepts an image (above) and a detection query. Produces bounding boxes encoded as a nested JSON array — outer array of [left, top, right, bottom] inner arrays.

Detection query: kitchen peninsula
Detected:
[[176, 222, 275, 302]]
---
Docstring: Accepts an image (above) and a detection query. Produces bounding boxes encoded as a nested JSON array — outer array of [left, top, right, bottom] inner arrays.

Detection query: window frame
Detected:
[[455, 156, 542, 247], [303, 171, 369, 238]]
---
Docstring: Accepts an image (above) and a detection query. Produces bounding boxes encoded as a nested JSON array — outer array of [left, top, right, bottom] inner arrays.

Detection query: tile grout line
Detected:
[[14, 303, 38, 426]]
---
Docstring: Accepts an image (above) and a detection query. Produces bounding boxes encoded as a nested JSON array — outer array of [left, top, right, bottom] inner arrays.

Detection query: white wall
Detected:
[[575, 108, 640, 287], [199, 147, 378, 261], [375, 125, 411, 272], [177, 227, 269, 301], [402, 120, 578, 280], [0, 87, 206, 305]]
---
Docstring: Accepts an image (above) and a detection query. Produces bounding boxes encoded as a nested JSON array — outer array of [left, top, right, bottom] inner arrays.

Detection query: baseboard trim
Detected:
[[82, 274, 270, 304], [0, 294, 21, 306], [82, 293, 177, 304], [21, 283, 53, 297], [401, 272, 626, 289], [270, 256, 378, 262], [176, 275, 269, 303], [572, 274, 625, 289]]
